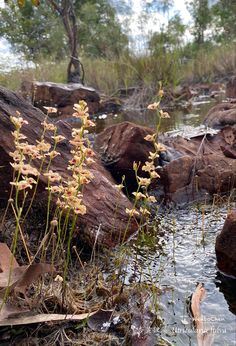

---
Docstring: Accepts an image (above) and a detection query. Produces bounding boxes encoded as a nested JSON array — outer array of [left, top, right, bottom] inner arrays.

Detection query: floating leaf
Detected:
[[191, 283, 215, 346]]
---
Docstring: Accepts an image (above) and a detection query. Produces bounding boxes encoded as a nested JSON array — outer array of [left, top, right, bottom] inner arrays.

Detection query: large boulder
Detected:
[[203, 101, 236, 128], [204, 101, 236, 128], [32, 81, 100, 117], [215, 211, 236, 277], [0, 86, 138, 247], [94, 122, 157, 190], [95, 121, 236, 203], [226, 75, 236, 98], [160, 127, 236, 202]]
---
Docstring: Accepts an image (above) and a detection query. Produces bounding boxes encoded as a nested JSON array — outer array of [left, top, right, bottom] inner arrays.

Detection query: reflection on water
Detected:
[[93, 99, 216, 134], [123, 205, 236, 346]]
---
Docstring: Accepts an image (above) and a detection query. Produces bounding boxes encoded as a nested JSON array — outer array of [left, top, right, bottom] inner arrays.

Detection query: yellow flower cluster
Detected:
[[49, 101, 95, 215], [125, 86, 169, 219], [10, 101, 95, 217]]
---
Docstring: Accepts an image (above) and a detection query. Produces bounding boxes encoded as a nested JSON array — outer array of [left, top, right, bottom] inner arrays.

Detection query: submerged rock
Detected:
[[203, 101, 236, 128], [32, 81, 100, 117], [0, 86, 138, 247], [215, 211, 236, 278]]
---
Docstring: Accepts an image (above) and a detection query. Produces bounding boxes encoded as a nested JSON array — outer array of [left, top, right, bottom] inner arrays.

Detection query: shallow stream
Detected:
[[93, 96, 216, 134], [96, 96, 236, 345], [124, 205, 236, 345]]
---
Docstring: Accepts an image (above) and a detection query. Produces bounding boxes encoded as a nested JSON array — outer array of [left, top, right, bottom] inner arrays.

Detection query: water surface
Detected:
[[124, 205, 236, 345]]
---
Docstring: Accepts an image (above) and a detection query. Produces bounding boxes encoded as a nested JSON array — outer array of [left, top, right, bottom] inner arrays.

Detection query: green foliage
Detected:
[[0, 1, 66, 60], [188, 0, 212, 44], [148, 14, 186, 55], [0, 0, 128, 61], [78, 0, 128, 58], [211, 0, 236, 42]]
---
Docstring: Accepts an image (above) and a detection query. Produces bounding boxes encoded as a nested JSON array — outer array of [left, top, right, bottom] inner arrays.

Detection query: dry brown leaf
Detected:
[[191, 283, 214, 346], [0, 299, 30, 320], [0, 243, 19, 273], [0, 266, 27, 288], [0, 312, 97, 326], [0, 263, 54, 298], [14, 263, 54, 294]]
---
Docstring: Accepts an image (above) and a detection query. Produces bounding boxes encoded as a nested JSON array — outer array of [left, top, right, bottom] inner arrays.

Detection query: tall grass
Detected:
[[182, 43, 236, 83], [0, 43, 236, 96]]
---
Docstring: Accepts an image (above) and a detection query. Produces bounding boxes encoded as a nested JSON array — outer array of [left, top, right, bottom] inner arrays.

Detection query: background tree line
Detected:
[[0, 0, 236, 89]]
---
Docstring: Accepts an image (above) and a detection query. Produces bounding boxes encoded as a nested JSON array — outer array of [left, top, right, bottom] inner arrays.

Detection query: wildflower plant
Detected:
[[125, 83, 170, 234], [7, 100, 95, 277]]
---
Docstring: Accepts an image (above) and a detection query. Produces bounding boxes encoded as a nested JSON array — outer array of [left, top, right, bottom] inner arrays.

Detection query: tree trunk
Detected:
[[47, 0, 83, 84]]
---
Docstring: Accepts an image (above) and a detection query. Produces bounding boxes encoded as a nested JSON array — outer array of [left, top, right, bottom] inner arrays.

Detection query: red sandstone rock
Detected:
[[0, 86, 138, 247], [32, 81, 100, 117], [215, 211, 236, 277], [95, 121, 236, 203], [94, 121, 157, 190], [226, 76, 236, 99], [204, 101, 236, 128]]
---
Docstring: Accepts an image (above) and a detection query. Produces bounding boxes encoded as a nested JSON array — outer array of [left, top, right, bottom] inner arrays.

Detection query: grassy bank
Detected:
[[0, 43, 236, 95]]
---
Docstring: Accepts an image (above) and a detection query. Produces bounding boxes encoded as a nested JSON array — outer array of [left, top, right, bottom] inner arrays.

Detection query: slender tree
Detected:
[[188, 0, 212, 45], [46, 0, 82, 83]]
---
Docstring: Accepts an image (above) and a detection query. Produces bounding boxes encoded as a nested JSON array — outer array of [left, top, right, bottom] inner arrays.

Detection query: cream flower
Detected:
[[36, 139, 51, 152], [46, 150, 61, 159], [140, 207, 150, 216], [159, 110, 170, 118], [9, 151, 24, 162], [125, 208, 139, 217], [44, 170, 62, 182], [11, 162, 39, 176], [132, 192, 146, 200], [43, 106, 57, 113], [142, 161, 155, 173], [41, 121, 56, 131], [147, 195, 157, 203], [148, 151, 159, 160], [138, 177, 151, 186], [53, 135, 66, 143], [144, 134, 156, 142], [10, 180, 32, 190], [147, 102, 160, 110], [150, 171, 160, 179], [10, 116, 28, 129]]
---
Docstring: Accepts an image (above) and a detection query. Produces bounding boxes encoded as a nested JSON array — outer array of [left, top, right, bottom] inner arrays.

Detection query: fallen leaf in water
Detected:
[[87, 309, 113, 332], [0, 243, 19, 272], [191, 283, 214, 346]]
